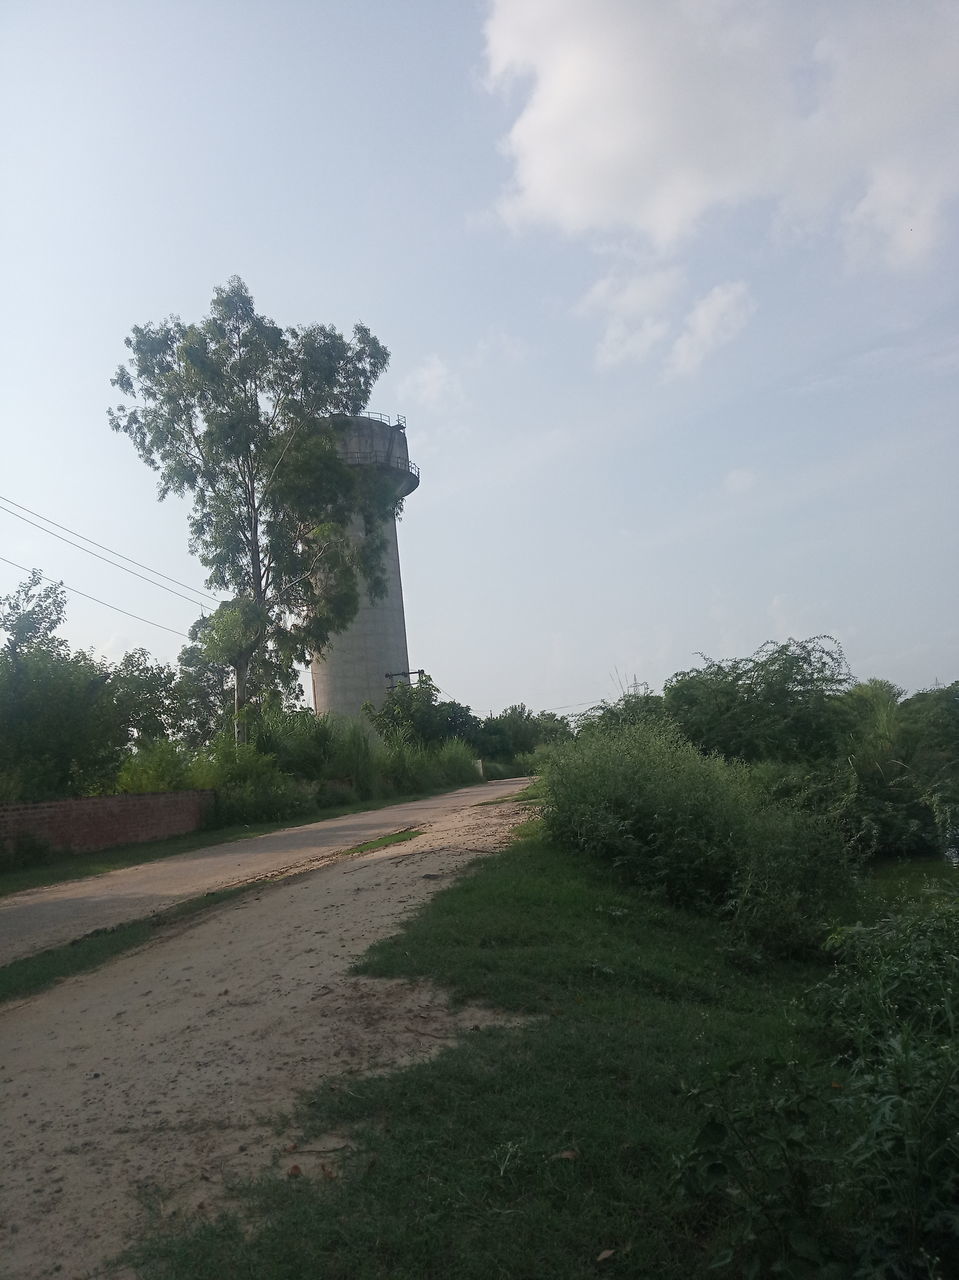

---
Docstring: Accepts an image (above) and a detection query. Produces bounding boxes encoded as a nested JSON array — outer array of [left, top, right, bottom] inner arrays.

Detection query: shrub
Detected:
[[323, 717, 389, 801], [115, 739, 193, 794], [190, 739, 308, 826], [382, 733, 479, 795], [431, 738, 482, 788], [514, 742, 554, 776], [818, 890, 959, 1049], [482, 760, 515, 781], [542, 718, 854, 956], [251, 708, 333, 781], [314, 779, 359, 809], [682, 892, 959, 1277]]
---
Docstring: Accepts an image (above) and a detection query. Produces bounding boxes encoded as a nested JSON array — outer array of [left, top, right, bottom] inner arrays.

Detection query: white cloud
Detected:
[[579, 267, 683, 319], [397, 354, 465, 413], [595, 317, 670, 369], [486, 0, 959, 268], [577, 266, 680, 368], [666, 281, 756, 377]]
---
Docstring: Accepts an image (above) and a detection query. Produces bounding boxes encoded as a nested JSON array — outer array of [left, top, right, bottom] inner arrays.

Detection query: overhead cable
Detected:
[[0, 493, 221, 605], [0, 555, 190, 639]]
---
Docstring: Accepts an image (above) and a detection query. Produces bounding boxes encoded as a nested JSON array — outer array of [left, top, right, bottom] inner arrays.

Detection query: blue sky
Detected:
[[1, 0, 956, 716]]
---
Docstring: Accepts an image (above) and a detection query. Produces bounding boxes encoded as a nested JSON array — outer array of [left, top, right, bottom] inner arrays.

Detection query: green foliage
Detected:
[[748, 677, 948, 862], [322, 716, 388, 800], [542, 718, 854, 956], [479, 702, 571, 762], [513, 742, 556, 776], [680, 1059, 849, 1279], [251, 707, 333, 780], [481, 760, 515, 781], [109, 277, 395, 735], [898, 682, 959, 833], [190, 739, 309, 826], [0, 569, 67, 656], [380, 733, 478, 794], [0, 576, 178, 801], [819, 891, 959, 1049], [364, 674, 483, 749], [664, 636, 853, 764], [681, 891, 959, 1278], [580, 683, 666, 734], [116, 740, 194, 794]]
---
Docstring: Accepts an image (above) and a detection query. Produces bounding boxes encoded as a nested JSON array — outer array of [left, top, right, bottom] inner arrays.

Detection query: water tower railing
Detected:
[[340, 452, 419, 480]]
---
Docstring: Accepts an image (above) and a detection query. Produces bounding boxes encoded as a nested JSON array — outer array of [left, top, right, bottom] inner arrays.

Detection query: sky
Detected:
[[1, 0, 957, 717]]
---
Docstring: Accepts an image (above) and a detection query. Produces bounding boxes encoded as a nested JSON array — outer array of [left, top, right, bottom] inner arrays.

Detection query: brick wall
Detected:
[[0, 790, 215, 855]]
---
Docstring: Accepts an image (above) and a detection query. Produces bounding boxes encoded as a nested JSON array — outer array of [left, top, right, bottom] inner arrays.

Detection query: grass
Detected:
[[128, 821, 826, 1280], [0, 885, 251, 1005], [0, 828, 422, 1006], [0, 783, 483, 899]]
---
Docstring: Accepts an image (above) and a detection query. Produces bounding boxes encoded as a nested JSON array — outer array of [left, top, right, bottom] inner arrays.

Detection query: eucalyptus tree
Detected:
[[109, 277, 395, 740]]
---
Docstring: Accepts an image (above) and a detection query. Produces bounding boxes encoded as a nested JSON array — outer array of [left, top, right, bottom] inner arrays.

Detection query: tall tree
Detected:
[[109, 277, 394, 740]]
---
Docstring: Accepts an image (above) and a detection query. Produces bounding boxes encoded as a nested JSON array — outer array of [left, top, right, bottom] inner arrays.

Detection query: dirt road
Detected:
[[0, 794, 530, 1280], [0, 780, 527, 965]]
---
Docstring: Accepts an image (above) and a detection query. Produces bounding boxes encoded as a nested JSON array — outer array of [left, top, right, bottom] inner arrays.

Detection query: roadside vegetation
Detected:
[[0, 573, 556, 878], [128, 636, 958, 1279]]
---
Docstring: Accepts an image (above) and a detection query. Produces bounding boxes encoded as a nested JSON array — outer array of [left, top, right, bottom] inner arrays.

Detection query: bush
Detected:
[[482, 760, 515, 781], [514, 742, 554, 776], [431, 738, 482, 789], [323, 717, 390, 801], [251, 708, 333, 781], [314, 779, 359, 809], [818, 890, 959, 1049], [190, 739, 309, 826], [682, 892, 959, 1277], [382, 733, 479, 795], [542, 718, 854, 956], [115, 739, 193, 794]]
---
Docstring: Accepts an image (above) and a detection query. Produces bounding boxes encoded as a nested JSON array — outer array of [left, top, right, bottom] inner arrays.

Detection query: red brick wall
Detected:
[[0, 791, 215, 855]]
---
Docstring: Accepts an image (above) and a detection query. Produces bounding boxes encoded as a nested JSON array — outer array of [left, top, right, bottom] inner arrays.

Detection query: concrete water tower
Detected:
[[310, 413, 420, 718]]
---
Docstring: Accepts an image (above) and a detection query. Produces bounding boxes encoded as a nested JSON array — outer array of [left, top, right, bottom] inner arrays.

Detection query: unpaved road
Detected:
[[0, 780, 527, 965], [0, 794, 530, 1280]]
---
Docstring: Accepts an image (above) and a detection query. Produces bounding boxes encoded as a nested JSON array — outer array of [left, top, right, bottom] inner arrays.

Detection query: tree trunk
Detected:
[[234, 654, 250, 746]]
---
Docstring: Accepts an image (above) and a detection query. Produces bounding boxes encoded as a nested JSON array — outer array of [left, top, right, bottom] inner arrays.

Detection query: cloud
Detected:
[[397, 354, 465, 413], [577, 266, 680, 368], [485, 1, 959, 268], [666, 282, 756, 377]]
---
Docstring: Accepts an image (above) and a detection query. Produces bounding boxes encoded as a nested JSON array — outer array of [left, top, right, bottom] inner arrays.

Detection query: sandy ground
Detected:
[[0, 780, 527, 966], [0, 799, 529, 1280]]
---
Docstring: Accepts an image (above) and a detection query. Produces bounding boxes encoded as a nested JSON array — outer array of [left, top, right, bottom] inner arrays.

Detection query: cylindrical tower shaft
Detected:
[[310, 414, 418, 718]]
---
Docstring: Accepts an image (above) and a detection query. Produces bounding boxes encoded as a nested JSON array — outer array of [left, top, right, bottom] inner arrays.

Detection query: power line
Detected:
[[0, 493, 221, 605], [0, 501, 212, 610], [0, 555, 190, 639]]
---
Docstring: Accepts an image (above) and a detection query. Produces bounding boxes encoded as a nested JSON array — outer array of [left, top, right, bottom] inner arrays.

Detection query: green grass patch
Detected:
[[346, 829, 422, 856], [0, 785, 475, 899], [129, 823, 824, 1280]]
